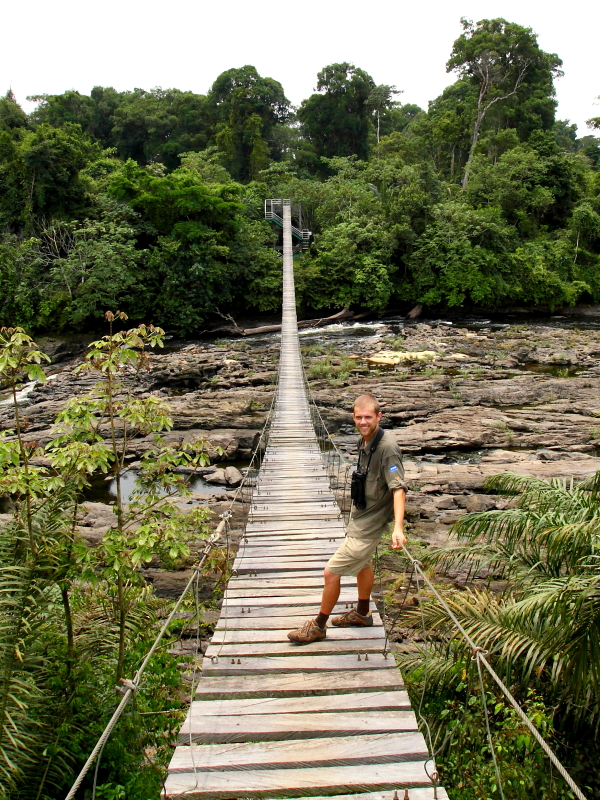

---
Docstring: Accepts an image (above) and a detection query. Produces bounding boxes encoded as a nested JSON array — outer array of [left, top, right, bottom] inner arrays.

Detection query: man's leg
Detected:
[[356, 564, 374, 616], [315, 569, 341, 628], [287, 569, 341, 644]]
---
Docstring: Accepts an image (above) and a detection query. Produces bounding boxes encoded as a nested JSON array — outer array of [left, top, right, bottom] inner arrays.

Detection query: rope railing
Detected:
[[63, 383, 278, 800]]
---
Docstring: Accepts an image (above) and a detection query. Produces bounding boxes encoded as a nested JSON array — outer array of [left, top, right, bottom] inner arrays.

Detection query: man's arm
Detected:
[[391, 488, 406, 549]]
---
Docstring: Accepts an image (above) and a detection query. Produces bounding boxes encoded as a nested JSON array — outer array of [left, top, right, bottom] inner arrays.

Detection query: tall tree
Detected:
[[111, 88, 210, 169], [0, 90, 28, 131], [298, 63, 375, 168], [368, 84, 401, 144], [448, 18, 562, 189], [207, 66, 289, 181]]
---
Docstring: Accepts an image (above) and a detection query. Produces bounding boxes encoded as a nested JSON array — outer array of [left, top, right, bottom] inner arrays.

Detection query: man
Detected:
[[288, 393, 407, 644]]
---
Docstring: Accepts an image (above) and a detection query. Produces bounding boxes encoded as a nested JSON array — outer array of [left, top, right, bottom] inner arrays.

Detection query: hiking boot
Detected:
[[331, 608, 373, 627], [287, 619, 327, 645]]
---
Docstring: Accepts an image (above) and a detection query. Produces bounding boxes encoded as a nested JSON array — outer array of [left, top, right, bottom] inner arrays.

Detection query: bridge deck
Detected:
[[163, 201, 446, 799]]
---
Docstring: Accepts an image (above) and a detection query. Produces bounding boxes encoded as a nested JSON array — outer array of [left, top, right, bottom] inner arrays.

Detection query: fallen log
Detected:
[[208, 307, 356, 337]]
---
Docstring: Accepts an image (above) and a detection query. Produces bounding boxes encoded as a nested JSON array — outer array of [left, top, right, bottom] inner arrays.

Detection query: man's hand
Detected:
[[392, 488, 406, 549], [391, 527, 406, 549]]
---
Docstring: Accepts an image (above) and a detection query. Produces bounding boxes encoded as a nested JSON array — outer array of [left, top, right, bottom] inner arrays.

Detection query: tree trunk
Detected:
[[462, 110, 484, 191]]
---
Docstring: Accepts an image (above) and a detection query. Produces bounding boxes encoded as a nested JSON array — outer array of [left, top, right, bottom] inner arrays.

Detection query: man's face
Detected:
[[353, 404, 382, 440]]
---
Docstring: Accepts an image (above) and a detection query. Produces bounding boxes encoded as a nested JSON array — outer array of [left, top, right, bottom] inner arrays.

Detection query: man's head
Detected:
[[353, 394, 382, 442]]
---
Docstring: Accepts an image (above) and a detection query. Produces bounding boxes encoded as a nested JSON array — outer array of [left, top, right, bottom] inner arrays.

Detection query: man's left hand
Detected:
[[391, 527, 406, 549]]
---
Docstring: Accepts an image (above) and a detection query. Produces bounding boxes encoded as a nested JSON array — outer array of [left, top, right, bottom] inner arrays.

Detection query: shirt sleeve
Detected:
[[381, 441, 407, 491]]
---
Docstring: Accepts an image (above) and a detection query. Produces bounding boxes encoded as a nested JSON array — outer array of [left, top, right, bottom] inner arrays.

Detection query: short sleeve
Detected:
[[381, 441, 407, 491]]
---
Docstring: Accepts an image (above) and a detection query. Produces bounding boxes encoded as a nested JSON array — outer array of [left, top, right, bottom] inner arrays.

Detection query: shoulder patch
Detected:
[[389, 465, 399, 472]]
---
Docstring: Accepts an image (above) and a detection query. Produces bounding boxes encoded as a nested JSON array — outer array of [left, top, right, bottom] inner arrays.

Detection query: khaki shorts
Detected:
[[325, 536, 380, 576]]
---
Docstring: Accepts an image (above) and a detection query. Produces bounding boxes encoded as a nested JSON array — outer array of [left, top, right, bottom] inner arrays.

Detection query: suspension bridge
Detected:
[[64, 199, 588, 800], [162, 201, 445, 799]]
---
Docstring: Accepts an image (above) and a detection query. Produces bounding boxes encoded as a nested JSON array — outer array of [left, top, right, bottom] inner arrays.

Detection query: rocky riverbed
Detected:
[[3, 315, 600, 598]]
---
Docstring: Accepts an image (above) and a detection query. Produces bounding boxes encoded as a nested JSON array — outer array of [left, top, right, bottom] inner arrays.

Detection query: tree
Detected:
[[298, 63, 375, 168], [111, 88, 210, 170], [448, 18, 563, 189], [0, 123, 99, 233], [0, 90, 28, 132], [586, 97, 600, 132], [368, 84, 401, 144], [207, 66, 289, 181]]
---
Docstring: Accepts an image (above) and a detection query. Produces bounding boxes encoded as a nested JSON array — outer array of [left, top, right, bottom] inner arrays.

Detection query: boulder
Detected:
[[463, 495, 496, 513], [224, 466, 243, 486], [81, 502, 118, 529], [205, 468, 227, 485]]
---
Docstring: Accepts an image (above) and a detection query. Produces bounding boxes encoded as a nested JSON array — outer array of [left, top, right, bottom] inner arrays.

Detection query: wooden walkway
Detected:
[[163, 201, 446, 799]]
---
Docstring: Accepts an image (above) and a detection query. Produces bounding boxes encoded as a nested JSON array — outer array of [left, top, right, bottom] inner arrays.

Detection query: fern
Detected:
[[413, 470, 600, 728]]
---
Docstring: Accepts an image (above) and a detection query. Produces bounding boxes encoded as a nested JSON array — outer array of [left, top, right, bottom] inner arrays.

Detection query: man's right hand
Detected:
[[391, 527, 406, 549]]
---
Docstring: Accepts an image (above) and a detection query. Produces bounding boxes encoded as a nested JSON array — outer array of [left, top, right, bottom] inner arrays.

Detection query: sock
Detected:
[[356, 598, 370, 616], [315, 612, 329, 629]]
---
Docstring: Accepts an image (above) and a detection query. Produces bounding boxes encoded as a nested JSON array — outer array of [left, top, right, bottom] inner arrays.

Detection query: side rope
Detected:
[[64, 377, 279, 800]]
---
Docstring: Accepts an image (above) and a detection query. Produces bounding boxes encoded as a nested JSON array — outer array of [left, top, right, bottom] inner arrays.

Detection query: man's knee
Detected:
[[324, 568, 341, 585]]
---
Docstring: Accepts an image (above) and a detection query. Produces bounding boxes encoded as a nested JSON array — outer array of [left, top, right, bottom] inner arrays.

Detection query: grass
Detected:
[[488, 419, 509, 431], [308, 356, 355, 382], [381, 336, 406, 350]]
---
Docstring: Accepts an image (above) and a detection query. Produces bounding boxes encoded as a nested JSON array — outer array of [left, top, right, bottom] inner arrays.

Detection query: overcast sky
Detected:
[[3, 0, 599, 136]]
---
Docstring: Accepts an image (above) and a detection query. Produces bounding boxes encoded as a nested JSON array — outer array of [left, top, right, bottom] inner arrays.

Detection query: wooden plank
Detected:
[[245, 521, 342, 531], [179, 709, 420, 743], [233, 563, 329, 573], [163, 761, 432, 798], [216, 603, 355, 618], [194, 669, 402, 699], [228, 570, 346, 594], [168, 732, 428, 772], [201, 652, 396, 675], [237, 544, 340, 553], [204, 639, 385, 658], [188, 691, 411, 716], [243, 532, 344, 541], [225, 583, 357, 596], [273, 791, 450, 800], [230, 571, 328, 581], [213, 612, 383, 630], [222, 592, 356, 605], [211, 626, 382, 641]]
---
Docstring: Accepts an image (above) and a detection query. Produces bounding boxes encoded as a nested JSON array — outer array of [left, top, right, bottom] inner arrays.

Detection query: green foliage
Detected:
[[1, 24, 599, 330], [0, 321, 217, 797], [298, 63, 375, 168], [394, 469, 600, 797], [207, 66, 289, 181], [424, 471, 600, 728]]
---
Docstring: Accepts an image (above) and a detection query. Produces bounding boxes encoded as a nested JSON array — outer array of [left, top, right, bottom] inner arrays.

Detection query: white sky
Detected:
[[3, 0, 599, 137]]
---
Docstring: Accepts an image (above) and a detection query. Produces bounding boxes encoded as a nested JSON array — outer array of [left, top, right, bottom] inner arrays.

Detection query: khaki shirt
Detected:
[[346, 429, 407, 542]]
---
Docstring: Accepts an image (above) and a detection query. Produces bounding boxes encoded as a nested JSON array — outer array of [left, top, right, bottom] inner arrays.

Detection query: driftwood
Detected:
[[208, 307, 360, 337]]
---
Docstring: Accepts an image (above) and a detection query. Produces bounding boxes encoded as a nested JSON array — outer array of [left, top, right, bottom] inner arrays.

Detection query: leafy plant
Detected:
[[0, 319, 215, 797]]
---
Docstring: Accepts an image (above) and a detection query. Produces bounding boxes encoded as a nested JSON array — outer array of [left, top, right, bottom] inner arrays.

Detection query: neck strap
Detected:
[[358, 426, 384, 472]]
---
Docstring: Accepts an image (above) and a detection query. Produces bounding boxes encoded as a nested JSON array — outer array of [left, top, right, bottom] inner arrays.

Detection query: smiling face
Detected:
[[352, 402, 382, 443]]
